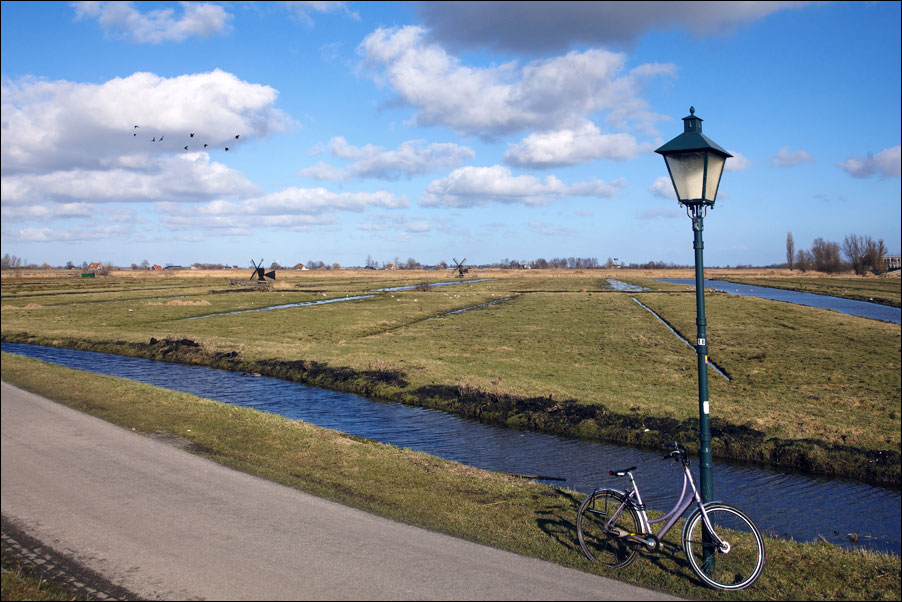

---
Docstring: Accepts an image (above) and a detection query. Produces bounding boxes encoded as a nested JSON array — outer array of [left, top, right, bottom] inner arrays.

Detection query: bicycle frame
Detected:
[[599, 462, 724, 551]]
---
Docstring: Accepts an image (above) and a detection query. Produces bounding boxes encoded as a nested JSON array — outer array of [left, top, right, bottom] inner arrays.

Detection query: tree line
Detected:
[[786, 232, 889, 274]]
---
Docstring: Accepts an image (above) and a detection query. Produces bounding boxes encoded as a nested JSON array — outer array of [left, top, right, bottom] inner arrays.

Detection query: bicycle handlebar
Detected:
[[661, 442, 689, 466]]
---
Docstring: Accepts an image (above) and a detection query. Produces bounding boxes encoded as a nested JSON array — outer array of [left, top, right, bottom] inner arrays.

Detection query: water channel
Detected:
[[2, 341, 898, 555], [655, 279, 901, 324]]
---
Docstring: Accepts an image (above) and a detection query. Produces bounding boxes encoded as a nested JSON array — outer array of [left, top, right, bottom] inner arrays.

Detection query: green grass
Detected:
[[1, 271, 899, 485], [2, 353, 899, 601]]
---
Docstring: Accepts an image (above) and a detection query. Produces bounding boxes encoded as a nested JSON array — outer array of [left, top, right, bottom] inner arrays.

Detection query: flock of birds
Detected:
[[133, 125, 239, 151]]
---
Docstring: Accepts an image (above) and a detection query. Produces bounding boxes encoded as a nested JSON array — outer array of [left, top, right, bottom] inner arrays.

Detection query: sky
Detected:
[[1, 1, 900, 269]]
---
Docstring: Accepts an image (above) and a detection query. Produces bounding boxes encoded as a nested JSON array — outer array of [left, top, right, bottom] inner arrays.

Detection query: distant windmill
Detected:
[[249, 259, 276, 284], [452, 257, 469, 278]]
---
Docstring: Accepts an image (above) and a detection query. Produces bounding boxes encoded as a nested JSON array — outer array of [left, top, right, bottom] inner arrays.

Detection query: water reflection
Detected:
[[184, 294, 375, 320], [2, 342, 898, 555]]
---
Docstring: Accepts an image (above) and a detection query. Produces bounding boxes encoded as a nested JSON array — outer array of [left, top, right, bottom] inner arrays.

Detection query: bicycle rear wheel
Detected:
[[682, 503, 765, 590], [577, 489, 641, 568]]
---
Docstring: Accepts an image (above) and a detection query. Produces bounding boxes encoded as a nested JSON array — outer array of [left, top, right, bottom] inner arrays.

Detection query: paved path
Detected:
[[1, 381, 681, 600]]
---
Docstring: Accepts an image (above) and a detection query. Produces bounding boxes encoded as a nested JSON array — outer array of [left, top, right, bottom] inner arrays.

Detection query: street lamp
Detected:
[[655, 107, 731, 505]]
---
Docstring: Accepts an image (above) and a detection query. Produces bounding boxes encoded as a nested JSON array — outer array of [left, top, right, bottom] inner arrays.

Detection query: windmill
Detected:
[[249, 259, 276, 284], [452, 258, 469, 278]]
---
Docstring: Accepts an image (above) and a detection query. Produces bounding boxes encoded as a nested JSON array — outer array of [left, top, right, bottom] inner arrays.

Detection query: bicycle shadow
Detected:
[[534, 488, 584, 552]]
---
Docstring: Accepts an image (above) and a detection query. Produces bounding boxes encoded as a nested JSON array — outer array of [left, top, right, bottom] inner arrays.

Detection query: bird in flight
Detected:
[[190, 133, 195, 138]]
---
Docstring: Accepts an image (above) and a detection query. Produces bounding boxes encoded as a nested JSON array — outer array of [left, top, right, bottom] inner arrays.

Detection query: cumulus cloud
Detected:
[[420, 165, 625, 208], [504, 121, 648, 168], [837, 145, 901, 178], [417, 1, 807, 54], [650, 176, 675, 199], [300, 137, 475, 180], [1, 70, 292, 175], [771, 147, 815, 168], [725, 150, 751, 171], [72, 1, 233, 44], [2, 153, 259, 205], [0, 69, 294, 218], [358, 26, 674, 137]]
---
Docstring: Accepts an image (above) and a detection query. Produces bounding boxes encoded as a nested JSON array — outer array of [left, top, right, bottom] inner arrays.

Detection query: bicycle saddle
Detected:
[[609, 466, 637, 477]]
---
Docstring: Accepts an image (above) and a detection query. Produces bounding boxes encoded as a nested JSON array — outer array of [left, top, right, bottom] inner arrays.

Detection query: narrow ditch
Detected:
[[631, 297, 731, 381]]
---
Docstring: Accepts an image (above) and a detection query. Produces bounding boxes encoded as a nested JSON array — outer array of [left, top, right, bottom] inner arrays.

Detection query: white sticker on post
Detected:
[[703, 400, 710, 414]]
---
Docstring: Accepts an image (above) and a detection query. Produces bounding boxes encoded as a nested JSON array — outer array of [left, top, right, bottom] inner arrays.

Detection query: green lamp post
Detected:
[[655, 107, 731, 505]]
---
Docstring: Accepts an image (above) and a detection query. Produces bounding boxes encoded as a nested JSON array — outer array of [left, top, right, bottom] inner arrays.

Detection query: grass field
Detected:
[[2, 267, 900, 485]]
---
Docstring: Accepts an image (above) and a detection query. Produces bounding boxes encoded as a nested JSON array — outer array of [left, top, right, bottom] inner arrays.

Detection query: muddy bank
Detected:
[[4, 332, 898, 489]]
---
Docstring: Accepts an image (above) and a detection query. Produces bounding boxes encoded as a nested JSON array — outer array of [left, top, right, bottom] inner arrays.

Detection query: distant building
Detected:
[[884, 256, 901, 271], [292, 263, 308, 271], [88, 262, 102, 270]]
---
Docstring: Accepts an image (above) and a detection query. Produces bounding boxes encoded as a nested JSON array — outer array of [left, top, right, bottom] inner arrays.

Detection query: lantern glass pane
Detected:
[[664, 151, 705, 201], [704, 153, 726, 202]]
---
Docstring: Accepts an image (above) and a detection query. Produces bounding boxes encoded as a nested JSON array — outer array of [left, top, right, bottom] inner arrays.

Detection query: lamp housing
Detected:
[[655, 107, 732, 208]]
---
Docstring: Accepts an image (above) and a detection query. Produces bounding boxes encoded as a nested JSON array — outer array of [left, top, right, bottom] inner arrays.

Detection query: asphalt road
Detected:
[[1, 381, 681, 600]]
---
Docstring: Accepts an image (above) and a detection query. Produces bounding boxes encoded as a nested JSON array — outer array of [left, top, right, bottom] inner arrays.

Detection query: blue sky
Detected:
[[2, 1, 900, 269]]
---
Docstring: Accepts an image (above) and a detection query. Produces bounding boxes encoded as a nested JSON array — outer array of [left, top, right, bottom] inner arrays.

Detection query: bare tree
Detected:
[[1, 254, 23, 269], [810, 238, 843, 273], [844, 234, 887, 275], [786, 233, 795, 270], [795, 249, 812, 272], [843, 234, 865, 275], [863, 237, 887, 274]]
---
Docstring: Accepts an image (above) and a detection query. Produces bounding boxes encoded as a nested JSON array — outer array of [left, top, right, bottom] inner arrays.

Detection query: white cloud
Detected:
[[155, 186, 409, 233], [650, 176, 675, 199], [284, 1, 359, 26], [300, 137, 475, 181], [358, 26, 673, 137], [771, 147, 815, 167], [418, 2, 808, 53], [725, 150, 751, 171], [72, 1, 233, 44], [504, 121, 648, 168], [1, 202, 96, 222], [837, 145, 901, 178], [1, 70, 292, 175], [420, 165, 625, 208], [1, 153, 259, 205], [9, 224, 131, 242]]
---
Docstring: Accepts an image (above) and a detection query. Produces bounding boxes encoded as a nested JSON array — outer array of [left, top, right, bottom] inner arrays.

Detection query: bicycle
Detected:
[[576, 442, 765, 590]]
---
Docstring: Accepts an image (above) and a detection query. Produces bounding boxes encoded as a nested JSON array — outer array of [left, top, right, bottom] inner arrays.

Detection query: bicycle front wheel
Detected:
[[577, 489, 641, 568], [683, 503, 765, 590]]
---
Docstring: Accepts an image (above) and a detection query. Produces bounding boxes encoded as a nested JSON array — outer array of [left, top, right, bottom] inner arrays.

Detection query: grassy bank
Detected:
[[1, 270, 899, 487], [2, 354, 899, 601]]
